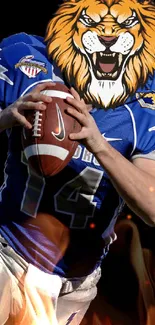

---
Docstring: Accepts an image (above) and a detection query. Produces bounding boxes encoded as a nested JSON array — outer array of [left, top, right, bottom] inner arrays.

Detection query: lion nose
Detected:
[[99, 36, 117, 48]]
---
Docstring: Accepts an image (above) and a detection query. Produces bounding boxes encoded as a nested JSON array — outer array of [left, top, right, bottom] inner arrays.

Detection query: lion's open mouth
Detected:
[[91, 51, 126, 80]]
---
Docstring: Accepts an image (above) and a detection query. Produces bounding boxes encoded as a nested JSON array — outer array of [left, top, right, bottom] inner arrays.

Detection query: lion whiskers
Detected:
[[88, 73, 125, 108]]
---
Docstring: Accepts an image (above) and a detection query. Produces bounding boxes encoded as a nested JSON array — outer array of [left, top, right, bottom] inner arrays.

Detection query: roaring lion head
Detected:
[[45, 0, 155, 108]]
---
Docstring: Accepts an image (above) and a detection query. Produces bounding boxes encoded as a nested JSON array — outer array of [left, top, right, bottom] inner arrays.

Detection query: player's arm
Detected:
[[66, 88, 155, 226], [0, 37, 56, 133], [0, 82, 55, 132]]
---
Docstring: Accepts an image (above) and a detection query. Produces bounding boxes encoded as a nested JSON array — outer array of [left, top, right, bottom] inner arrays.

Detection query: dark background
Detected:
[[0, 2, 62, 40]]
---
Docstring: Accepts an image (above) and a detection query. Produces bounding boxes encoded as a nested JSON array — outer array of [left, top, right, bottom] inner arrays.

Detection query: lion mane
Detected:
[[45, 0, 155, 108]]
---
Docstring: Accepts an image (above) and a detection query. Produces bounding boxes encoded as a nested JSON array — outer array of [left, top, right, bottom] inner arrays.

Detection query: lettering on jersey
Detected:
[[73, 145, 100, 166], [136, 92, 155, 110], [15, 55, 47, 78], [82, 148, 93, 163], [0, 64, 13, 85]]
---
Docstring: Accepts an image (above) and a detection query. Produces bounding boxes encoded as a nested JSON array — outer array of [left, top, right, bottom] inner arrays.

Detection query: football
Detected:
[[21, 83, 81, 177]]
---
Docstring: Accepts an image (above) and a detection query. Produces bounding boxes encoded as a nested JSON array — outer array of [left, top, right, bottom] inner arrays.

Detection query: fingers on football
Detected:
[[23, 92, 52, 104], [66, 97, 88, 115], [70, 87, 81, 101], [67, 106, 86, 125], [23, 81, 56, 103], [18, 101, 47, 111], [15, 112, 32, 129], [33, 82, 56, 93], [69, 129, 86, 140]]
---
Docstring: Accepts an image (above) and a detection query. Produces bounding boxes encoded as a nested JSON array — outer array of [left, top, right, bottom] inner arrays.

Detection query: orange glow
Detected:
[[89, 223, 96, 229], [145, 280, 151, 286], [149, 186, 154, 192], [4, 213, 70, 325], [55, 126, 59, 133], [126, 214, 132, 220], [23, 213, 70, 272], [7, 278, 58, 324], [92, 313, 112, 325]]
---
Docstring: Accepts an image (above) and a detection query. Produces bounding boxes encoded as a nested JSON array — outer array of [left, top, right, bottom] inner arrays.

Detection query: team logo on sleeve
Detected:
[[136, 92, 155, 110], [15, 55, 47, 78]]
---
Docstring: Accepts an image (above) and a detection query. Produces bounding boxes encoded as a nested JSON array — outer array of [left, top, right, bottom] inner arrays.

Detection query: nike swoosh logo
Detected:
[[51, 103, 65, 141], [148, 126, 155, 132], [103, 133, 122, 142]]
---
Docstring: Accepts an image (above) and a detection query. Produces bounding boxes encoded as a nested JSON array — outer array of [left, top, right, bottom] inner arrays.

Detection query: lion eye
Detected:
[[79, 14, 96, 27], [122, 15, 139, 28]]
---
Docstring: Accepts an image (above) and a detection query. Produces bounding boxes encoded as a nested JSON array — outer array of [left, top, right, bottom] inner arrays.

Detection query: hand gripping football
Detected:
[[22, 83, 81, 177]]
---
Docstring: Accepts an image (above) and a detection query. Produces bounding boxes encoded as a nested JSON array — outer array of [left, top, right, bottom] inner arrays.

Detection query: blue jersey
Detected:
[[0, 33, 155, 277]]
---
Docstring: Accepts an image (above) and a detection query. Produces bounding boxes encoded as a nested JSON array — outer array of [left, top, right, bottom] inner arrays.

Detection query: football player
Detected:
[[0, 0, 155, 324]]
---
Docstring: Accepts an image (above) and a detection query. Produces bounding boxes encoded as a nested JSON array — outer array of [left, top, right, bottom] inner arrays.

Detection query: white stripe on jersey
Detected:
[[125, 104, 137, 155]]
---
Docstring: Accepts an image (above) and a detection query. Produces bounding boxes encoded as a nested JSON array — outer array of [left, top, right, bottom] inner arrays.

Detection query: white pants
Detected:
[[0, 236, 101, 325]]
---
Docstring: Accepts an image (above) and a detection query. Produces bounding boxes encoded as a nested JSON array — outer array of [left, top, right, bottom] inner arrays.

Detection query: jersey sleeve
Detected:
[[131, 99, 155, 160], [0, 33, 53, 109], [131, 151, 155, 161]]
